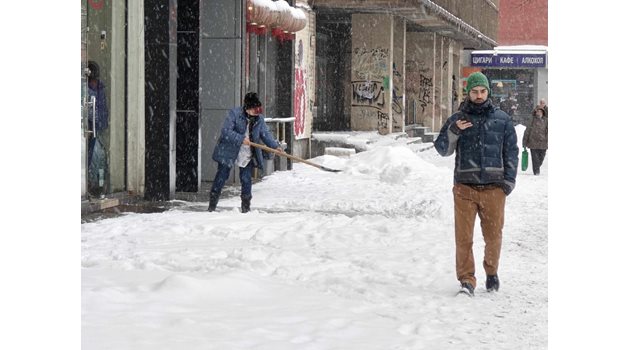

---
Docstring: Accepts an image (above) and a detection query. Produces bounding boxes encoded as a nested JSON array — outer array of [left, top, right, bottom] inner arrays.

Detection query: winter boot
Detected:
[[208, 192, 220, 212], [486, 275, 500, 292], [459, 281, 475, 297], [241, 194, 252, 213]]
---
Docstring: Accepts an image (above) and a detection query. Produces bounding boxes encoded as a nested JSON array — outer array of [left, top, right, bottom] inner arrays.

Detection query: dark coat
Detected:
[[212, 107, 279, 169], [87, 80, 108, 132], [523, 115, 548, 150], [434, 99, 519, 194]]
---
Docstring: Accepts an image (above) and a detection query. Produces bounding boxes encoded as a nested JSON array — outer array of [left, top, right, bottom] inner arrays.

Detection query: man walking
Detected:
[[434, 72, 519, 296]]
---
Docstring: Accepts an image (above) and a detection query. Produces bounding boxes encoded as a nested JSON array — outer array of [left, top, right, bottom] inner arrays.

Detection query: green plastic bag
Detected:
[[521, 147, 529, 171]]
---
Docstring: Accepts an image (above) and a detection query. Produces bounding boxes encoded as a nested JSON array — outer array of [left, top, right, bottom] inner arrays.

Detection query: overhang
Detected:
[[310, 0, 497, 49]]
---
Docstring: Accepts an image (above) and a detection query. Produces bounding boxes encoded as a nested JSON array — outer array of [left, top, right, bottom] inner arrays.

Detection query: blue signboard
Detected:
[[471, 53, 546, 68]]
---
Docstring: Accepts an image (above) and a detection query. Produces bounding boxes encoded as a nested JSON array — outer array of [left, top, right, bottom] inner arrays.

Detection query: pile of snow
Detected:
[[343, 145, 444, 184], [245, 144, 452, 219]]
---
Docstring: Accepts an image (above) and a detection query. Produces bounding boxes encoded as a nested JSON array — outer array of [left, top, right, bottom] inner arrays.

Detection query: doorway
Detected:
[[81, 0, 126, 200]]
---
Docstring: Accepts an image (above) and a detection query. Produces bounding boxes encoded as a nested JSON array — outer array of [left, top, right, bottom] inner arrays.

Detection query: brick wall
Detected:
[[498, 0, 548, 45]]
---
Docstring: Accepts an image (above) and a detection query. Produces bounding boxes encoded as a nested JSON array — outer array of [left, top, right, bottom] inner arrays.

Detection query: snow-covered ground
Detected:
[[81, 126, 548, 349]]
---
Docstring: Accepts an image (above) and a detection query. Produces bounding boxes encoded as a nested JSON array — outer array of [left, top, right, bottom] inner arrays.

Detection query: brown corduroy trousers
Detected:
[[453, 183, 506, 289]]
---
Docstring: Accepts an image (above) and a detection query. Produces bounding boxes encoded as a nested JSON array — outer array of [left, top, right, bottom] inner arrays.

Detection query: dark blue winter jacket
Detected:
[[88, 80, 108, 132], [434, 99, 519, 194], [212, 107, 279, 169]]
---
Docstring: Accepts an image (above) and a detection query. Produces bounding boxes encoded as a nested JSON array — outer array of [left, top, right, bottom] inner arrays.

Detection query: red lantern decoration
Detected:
[[247, 0, 273, 26], [247, 0, 307, 41], [274, 0, 293, 29], [285, 7, 307, 33]]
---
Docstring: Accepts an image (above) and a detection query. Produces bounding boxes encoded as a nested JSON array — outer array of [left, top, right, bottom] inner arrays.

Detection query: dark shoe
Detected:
[[241, 194, 252, 213], [208, 192, 220, 212], [459, 281, 474, 297], [486, 275, 500, 292]]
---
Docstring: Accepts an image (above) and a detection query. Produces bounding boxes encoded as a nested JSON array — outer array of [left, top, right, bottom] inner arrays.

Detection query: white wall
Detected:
[[126, 0, 146, 195]]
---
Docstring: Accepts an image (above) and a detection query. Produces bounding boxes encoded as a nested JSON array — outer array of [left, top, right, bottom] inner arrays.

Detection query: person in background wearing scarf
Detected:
[[208, 92, 282, 213]]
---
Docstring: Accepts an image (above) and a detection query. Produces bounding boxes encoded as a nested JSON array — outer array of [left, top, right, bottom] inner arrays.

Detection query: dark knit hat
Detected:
[[465, 72, 490, 94], [243, 92, 262, 110], [87, 61, 100, 79]]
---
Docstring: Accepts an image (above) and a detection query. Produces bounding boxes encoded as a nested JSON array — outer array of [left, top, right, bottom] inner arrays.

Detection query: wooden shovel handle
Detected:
[[249, 142, 341, 172], [248, 142, 325, 169]]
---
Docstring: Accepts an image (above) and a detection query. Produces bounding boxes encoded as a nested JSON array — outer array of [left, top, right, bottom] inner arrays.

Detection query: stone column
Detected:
[[406, 32, 436, 129], [351, 13, 393, 134], [127, 0, 145, 196], [392, 16, 406, 133]]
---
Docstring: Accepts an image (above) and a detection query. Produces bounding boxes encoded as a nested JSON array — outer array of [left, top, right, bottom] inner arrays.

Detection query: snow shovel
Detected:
[[521, 147, 529, 171], [249, 142, 342, 173]]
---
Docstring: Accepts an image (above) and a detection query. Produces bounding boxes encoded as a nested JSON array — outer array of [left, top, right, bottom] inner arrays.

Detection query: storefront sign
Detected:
[[471, 53, 546, 68]]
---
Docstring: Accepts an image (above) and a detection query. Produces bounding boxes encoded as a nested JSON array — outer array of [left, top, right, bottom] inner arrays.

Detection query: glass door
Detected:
[[83, 0, 126, 199], [81, 3, 88, 199]]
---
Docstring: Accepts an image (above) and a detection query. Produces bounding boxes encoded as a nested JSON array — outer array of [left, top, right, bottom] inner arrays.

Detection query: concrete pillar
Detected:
[[127, 0, 146, 195], [437, 36, 450, 131], [392, 17, 406, 132], [293, 3, 316, 159], [351, 14, 393, 134], [406, 32, 436, 129], [109, 3, 126, 192]]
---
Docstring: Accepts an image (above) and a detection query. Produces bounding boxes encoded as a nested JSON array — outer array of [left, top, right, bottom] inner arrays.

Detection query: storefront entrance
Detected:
[[81, 0, 126, 200], [483, 68, 536, 125]]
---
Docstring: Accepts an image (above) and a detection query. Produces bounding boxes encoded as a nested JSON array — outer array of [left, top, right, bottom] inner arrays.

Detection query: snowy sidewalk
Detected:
[[82, 126, 547, 350]]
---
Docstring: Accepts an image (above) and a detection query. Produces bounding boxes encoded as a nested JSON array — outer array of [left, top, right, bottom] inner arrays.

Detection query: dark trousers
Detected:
[[210, 161, 254, 196], [530, 149, 547, 175]]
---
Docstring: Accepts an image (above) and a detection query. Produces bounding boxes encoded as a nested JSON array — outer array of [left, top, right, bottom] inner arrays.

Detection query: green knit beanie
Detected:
[[465, 72, 490, 94]]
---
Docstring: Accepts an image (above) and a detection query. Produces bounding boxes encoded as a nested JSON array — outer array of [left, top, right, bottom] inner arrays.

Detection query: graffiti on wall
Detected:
[[405, 59, 434, 117], [352, 47, 388, 80], [352, 47, 393, 132], [418, 74, 433, 114], [294, 39, 307, 138], [351, 80, 385, 109], [392, 63, 403, 114], [377, 111, 389, 130]]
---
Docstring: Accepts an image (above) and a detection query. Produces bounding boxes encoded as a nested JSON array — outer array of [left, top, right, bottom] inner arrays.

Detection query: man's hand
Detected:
[[242, 137, 250, 145], [455, 120, 473, 130], [276, 147, 285, 154]]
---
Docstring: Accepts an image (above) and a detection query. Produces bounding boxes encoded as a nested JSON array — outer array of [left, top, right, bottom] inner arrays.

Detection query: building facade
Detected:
[[81, 0, 500, 211], [312, 0, 500, 135]]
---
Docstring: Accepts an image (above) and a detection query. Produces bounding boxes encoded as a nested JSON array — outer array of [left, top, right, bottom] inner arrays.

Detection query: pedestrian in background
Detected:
[[87, 60, 109, 196], [208, 92, 282, 213], [523, 106, 548, 175], [537, 98, 548, 115], [434, 71, 519, 297]]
